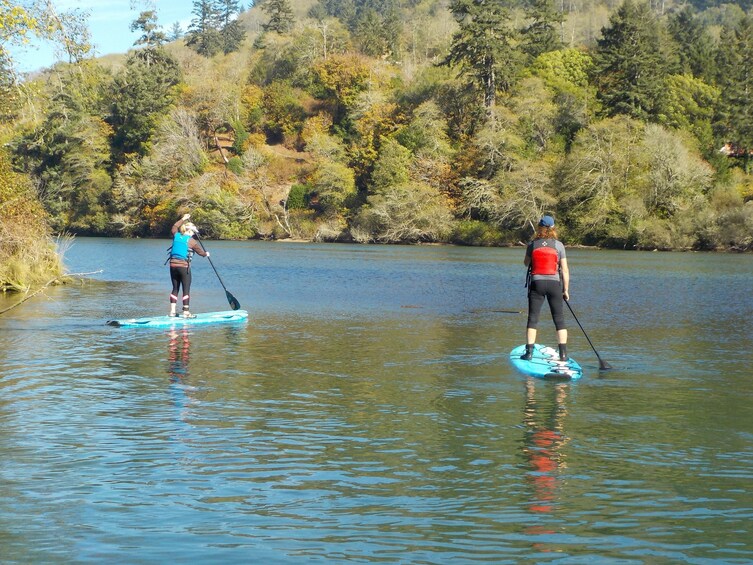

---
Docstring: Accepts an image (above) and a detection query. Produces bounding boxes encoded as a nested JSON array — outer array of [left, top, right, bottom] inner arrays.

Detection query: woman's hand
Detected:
[[563, 289, 570, 301], [181, 213, 191, 221]]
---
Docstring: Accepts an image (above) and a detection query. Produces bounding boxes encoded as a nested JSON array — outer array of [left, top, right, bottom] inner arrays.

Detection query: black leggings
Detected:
[[526, 279, 566, 331], [170, 266, 192, 308]]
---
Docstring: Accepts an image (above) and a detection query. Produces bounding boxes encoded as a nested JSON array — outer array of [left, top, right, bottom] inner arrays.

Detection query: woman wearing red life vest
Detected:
[[168, 213, 209, 317], [521, 215, 570, 361]]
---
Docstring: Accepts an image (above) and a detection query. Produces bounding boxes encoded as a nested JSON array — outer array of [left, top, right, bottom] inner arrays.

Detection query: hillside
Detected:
[[6, 0, 753, 251]]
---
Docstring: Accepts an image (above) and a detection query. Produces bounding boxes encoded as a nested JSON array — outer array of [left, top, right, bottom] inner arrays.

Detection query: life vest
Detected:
[[530, 238, 560, 276], [171, 232, 192, 261]]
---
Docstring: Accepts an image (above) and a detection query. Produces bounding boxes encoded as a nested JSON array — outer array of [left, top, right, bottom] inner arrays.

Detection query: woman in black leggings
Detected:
[[521, 215, 570, 361], [168, 214, 209, 317]]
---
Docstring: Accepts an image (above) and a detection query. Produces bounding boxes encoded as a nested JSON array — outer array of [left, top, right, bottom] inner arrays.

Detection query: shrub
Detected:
[[451, 220, 506, 246]]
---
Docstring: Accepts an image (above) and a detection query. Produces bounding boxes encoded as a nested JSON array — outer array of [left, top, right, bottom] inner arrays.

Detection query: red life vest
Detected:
[[530, 239, 560, 276]]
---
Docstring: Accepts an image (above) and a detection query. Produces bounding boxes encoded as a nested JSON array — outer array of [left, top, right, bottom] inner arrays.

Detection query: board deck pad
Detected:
[[107, 310, 248, 328], [509, 344, 583, 380]]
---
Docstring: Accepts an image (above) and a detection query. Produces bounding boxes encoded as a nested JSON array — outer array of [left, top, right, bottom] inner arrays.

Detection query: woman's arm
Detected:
[[560, 257, 569, 300], [171, 214, 191, 235]]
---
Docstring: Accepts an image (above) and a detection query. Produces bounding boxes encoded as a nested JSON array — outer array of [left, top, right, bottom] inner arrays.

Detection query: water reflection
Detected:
[[522, 379, 569, 515], [167, 328, 196, 422], [168, 328, 191, 382]]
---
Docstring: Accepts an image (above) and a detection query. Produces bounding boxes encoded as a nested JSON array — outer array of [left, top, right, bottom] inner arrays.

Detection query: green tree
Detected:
[[168, 22, 183, 41], [11, 64, 114, 233], [310, 159, 356, 216], [667, 6, 715, 82], [530, 48, 596, 149], [395, 101, 453, 159], [592, 0, 668, 122], [108, 49, 182, 160], [370, 137, 411, 192], [641, 124, 713, 219], [520, 0, 563, 60], [352, 182, 454, 243], [715, 16, 753, 168], [262, 0, 295, 34], [131, 10, 166, 48], [353, 4, 401, 58], [186, 0, 222, 56], [557, 115, 646, 244], [216, 0, 246, 54], [444, 0, 520, 108], [661, 73, 719, 150], [261, 81, 308, 145]]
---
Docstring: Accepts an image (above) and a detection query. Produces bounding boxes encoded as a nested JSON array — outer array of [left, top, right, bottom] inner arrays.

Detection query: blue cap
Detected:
[[539, 215, 555, 227]]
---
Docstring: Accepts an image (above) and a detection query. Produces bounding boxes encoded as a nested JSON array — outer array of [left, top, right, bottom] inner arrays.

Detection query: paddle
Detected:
[[193, 234, 241, 311], [565, 300, 611, 371]]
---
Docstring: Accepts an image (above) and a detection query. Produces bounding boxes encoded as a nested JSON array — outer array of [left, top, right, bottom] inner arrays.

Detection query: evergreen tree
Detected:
[[186, 0, 222, 56], [715, 16, 753, 163], [520, 0, 563, 60], [168, 21, 183, 42], [216, 0, 247, 54], [12, 63, 113, 233], [262, 0, 295, 34], [131, 10, 167, 48], [667, 7, 715, 82], [109, 50, 182, 160], [444, 0, 520, 108], [592, 0, 668, 122]]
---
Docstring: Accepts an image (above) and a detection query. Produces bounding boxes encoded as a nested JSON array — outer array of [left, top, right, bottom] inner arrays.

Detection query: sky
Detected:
[[13, 0, 195, 73]]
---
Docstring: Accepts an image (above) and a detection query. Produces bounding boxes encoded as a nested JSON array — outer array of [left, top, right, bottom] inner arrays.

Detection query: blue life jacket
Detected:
[[171, 232, 192, 261]]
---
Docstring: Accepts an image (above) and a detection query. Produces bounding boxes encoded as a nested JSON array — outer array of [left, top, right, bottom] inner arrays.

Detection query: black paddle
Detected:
[[193, 234, 241, 311], [565, 300, 612, 371]]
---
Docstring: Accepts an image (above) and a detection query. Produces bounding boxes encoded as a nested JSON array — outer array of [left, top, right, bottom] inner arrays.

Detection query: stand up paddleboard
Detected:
[[107, 310, 248, 328], [509, 344, 583, 380]]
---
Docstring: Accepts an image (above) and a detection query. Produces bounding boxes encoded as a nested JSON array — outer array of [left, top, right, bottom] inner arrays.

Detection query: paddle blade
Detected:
[[226, 290, 241, 310], [598, 357, 613, 371]]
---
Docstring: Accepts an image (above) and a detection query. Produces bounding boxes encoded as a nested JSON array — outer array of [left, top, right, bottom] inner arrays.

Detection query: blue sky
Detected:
[[14, 0, 195, 73]]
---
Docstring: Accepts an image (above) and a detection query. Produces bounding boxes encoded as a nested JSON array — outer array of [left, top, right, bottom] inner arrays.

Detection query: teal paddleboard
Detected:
[[107, 310, 248, 328], [509, 344, 583, 380]]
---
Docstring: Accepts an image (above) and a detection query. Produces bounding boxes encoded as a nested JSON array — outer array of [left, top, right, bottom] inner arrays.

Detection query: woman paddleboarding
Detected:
[[521, 215, 570, 361], [168, 213, 210, 318]]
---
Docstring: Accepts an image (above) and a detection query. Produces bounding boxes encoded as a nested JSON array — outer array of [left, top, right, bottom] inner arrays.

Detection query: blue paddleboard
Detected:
[[107, 310, 248, 328], [509, 344, 583, 380]]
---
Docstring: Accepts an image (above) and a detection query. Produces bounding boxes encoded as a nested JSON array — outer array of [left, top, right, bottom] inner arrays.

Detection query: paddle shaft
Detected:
[[565, 300, 611, 370], [195, 236, 227, 289], [193, 234, 241, 310]]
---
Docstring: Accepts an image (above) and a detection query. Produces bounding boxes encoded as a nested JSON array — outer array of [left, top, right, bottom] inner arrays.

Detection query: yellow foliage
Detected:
[[0, 147, 62, 291], [313, 54, 372, 108], [241, 84, 264, 112], [247, 132, 267, 148]]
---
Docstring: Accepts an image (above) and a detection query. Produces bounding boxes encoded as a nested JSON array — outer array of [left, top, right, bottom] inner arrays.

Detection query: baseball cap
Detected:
[[539, 215, 555, 227]]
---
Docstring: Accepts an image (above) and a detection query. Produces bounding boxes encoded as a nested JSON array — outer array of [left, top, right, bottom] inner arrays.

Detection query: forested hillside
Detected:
[[7, 0, 753, 250]]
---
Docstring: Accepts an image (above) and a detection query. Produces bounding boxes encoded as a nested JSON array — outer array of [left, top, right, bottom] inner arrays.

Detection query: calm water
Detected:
[[1, 238, 751, 563]]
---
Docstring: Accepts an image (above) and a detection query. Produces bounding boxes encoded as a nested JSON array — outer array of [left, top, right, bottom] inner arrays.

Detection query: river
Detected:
[[1, 238, 751, 563]]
